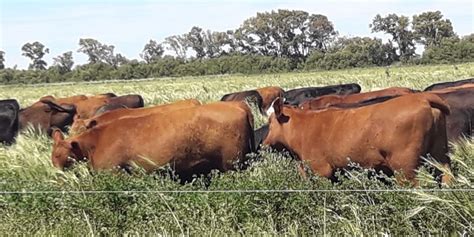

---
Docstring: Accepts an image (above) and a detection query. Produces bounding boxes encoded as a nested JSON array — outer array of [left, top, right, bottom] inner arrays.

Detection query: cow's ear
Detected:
[[70, 141, 84, 160], [267, 97, 284, 117], [51, 128, 64, 144], [86, 120, 98, 129], [273, 97, 284, 118]]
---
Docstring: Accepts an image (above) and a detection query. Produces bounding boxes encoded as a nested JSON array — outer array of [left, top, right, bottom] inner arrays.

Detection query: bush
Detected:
[[422, 35, 474, 64]]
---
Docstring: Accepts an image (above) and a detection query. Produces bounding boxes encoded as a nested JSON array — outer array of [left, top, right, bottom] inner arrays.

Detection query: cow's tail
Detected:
[[246, 109, 256, 153], [424, 93, 450, 115], [137, 95, 145, 107]]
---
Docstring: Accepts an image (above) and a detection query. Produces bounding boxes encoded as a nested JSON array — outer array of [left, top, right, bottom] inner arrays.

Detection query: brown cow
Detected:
[[39, 93, 116, 105], [263, 93, 451, 184], [299, 87, 416, 110], [255, 86, 285, 115], [70, 99, 201, 134], [51, 101, 255, 182], [19, 100, 76, 134], [69, 94, 143, 121], [38, 95, 87, 105]]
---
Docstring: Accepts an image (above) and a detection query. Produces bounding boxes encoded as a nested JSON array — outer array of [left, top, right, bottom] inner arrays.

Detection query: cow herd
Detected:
[[1, 77, 473, 184]]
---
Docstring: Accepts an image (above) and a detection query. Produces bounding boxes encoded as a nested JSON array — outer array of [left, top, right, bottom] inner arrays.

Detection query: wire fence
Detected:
[[1, 188, 473, 195]]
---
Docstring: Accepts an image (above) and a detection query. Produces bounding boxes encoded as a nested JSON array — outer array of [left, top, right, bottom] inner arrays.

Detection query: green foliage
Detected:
[[412, 11, 455, 47], [140, 39, 164, 63], [52, 51, 74, 74], [305, 37, 396, 70], [422, 35, 474, 64], [0, 65, 473, 235], [77, 38, 127, 69], [0, 50, 5, 70], [370, 13, 416, 62], [21, 41, 49, 70]]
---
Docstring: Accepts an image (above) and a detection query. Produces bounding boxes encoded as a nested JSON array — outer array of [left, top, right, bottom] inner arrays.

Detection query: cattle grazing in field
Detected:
[[283, 83, 361, 106], [72, 94, 144, 120], [263, 94, 452, 184], [299, 87, 416, 110], [52, 101, 255, 182], [221, 90, 264, 113], [255, 86, 285, 115], [423, 78, 474, 91], [70, 99, 201, 134], [429, 86, 474, 142], [19, 100, 76, 134], [0, 99, 20, 144]]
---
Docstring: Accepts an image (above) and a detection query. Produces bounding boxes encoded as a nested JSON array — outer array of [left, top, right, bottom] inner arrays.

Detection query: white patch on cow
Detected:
[[266, 99, 277, 116]]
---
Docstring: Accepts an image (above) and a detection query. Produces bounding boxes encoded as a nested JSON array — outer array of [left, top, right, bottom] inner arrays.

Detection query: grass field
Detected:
[[1, 63, 473, 235]]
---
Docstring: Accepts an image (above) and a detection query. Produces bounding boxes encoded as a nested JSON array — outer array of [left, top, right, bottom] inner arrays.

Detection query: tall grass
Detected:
[[0, 63, 473, 235]]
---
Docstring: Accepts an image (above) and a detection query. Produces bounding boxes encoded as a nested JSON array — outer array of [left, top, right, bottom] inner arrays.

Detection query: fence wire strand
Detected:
[[0, 189, 473, 195]]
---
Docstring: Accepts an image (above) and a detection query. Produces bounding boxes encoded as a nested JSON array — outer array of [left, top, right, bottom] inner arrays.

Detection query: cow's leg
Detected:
[[297, 162, 308, 178], [308, 159, 334, 180], [388, 151, 419, 186], [429, 110, 453, 185]]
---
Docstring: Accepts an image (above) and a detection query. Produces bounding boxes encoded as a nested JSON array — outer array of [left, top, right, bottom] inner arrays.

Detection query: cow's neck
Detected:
[[280, 109, 306, 160], [74, 129, 100, 160]]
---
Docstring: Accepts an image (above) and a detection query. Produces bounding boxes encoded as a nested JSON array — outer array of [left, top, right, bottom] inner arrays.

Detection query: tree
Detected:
[[237, 10, 336, 61], [114, 53, 129, 67], [412, 11, 455, 47], [77, 38, 116, 66], [0, 51, 5, 70], [21, 41, 50, 70], [53, 51, 74, 74], [203, 30, 231, 58], [422, 34, 474, 64], [140, 39, 164, 63], [164, 35, 188, 59], [370, 14, 416, 61], [306, 14, 338, 53], [185, 26, 206, 58]]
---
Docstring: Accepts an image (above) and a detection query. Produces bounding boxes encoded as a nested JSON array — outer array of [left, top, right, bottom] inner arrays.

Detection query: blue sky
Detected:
[[1, 0, 472, 69]]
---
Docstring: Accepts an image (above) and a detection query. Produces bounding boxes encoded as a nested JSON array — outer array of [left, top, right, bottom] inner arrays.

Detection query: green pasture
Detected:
[[1, 63, 473, 235]]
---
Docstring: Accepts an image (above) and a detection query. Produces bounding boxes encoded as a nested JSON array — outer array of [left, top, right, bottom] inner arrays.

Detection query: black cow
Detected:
[[0, 99, 20, 144], [424, 78, 474, 91], [283, 83, 362, 106], [431, 88, 474, 143], [94, 104, 128, 116], [19, 100, 76, 134], [221, 90, 264, 113], [92, 94, 143, 116]]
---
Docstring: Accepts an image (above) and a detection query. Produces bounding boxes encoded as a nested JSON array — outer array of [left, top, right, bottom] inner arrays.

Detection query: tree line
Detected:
[[0, 9, 473, 84]]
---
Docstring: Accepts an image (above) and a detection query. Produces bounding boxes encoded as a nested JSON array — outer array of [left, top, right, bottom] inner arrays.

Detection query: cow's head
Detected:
[[51, 128, 84, 170], [19, 100, 76, 134], [263, 97, 291, 150]]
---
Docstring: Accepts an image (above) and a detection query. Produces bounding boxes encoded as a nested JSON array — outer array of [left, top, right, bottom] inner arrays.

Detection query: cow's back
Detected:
[[424, 78, 474, 91], [71, 99, 201, 134]]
